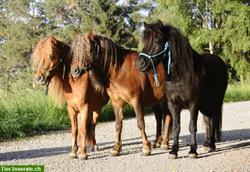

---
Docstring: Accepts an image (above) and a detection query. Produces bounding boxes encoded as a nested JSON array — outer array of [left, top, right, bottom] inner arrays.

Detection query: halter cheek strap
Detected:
[[44, 58, 65, 96], [139, 41, 171, 87]]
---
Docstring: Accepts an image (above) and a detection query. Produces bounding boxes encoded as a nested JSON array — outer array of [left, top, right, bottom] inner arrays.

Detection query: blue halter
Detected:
[[139, 41, 171, 87]]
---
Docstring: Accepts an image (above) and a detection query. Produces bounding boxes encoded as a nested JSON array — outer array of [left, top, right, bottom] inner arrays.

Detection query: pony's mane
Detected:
[[32, 36, 71, 107], [163, 24, 198, 78], [94, 35, 126, 73]]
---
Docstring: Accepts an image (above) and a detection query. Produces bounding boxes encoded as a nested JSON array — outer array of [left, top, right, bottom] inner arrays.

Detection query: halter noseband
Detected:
[[139, 41, 171, 87]]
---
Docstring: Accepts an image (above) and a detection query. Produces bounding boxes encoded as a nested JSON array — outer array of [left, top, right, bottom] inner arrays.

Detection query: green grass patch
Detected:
[[224, 83, 250, 102]]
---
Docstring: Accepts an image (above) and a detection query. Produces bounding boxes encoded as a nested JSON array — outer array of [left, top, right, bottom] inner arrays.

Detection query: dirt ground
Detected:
[[0, 101, 250, 172]]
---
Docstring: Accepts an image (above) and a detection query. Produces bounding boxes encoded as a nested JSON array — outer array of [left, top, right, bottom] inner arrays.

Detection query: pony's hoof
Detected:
[[160, 143, 169, 150], [69, 152, 77, 159], [69, 148, 78, 158], [91, 145, 99, 152], [168, 153, 177, 159], [152, 142, 161, 148], [188, 153, 198, 158], [78, 153, 88, 160], [142, 146, 151, 156], [202, 146, 215, 153], [152, 138, 162, 148], [110, 149, 120, 156], [110, 143, 122, 156]]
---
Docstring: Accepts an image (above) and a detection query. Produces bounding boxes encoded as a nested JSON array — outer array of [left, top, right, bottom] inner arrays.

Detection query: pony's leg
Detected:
[[162, 113, 171, 150], [202, 114, 214, 152], [110, 107, 123, 156], [205, 105, 222, 152], [91, 111, 99, 152], [188, 105, 199, 158], [78, 107, 89, 160], [67, 105, 78, 158], [202, 105, 222, 152], [152, 104, 163, 148], [168, 101, 181, 159], [132, 100, 151, 156], [213, 104, 222, 142]]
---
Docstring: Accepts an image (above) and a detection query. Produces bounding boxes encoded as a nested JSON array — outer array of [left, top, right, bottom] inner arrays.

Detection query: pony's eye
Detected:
[[155, 38, 162, 44]]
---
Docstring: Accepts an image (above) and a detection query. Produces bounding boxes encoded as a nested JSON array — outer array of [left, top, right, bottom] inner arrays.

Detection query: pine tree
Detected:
[[0, 0, 43, 74]]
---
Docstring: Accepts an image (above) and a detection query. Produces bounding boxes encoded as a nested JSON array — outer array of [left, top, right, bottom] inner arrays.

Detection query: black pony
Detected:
[[136, 20, 228, 159]]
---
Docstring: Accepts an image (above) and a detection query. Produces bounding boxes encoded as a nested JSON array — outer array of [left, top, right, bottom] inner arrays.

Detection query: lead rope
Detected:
[[44, 58, 65, 96], [139, 41, 170, 87], [164, 42, 171, 75], [150, 58, 160, 87], [45, 82, 49, 96]]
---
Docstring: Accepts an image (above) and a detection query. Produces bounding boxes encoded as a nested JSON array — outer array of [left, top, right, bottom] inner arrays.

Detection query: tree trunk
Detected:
[[209, 42, 214, 54], [240, 75, 244, 85]]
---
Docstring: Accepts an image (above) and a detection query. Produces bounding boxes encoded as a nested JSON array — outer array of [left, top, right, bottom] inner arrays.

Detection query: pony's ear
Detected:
[[157, 20, 164, 28], [50, 36, 58, 45], [74, 31, 81, 37], [86, 31, 95, 42], [143, 22, 149, 29]]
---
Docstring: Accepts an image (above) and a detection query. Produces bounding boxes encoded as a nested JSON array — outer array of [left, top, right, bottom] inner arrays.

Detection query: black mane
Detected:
[[164, 24, 196, 76]]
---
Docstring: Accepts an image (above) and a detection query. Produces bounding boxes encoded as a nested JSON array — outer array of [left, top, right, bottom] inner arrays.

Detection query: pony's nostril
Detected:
[[35, 76, 44, 84], [71, 67, 80, 77], [74, 67, 79, 74]]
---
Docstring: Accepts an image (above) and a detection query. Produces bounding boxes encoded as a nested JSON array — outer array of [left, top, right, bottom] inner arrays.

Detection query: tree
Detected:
[[0, 0, 45, 92]]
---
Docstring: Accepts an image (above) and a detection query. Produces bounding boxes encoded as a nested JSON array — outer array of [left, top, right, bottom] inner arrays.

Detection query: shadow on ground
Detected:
[[0, 129, 249, 161]]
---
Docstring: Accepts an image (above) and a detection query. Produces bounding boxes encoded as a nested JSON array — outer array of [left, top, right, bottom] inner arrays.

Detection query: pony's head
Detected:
[[32, 36, 64, 85], [136, 20, 168, 72], [136, 20, 195, 80], [71, 32, 98, 78]]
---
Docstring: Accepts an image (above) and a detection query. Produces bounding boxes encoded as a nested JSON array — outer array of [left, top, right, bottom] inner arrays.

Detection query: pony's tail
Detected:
[[86, 111, 99, 146], [214, 106, 223, 142], [86, 121, 94, 145]]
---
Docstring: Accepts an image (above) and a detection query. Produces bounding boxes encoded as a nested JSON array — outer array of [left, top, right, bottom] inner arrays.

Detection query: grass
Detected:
[[224, 83, 250, 102], [0, 81, 249, 141]]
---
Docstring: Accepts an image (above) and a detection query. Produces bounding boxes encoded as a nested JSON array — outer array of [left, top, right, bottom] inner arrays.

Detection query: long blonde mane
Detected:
[[32, 36, 70, 107]]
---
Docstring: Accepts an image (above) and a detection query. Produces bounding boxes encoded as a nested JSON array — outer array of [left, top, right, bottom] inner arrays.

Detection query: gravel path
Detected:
[[0, 101, 250, 172]]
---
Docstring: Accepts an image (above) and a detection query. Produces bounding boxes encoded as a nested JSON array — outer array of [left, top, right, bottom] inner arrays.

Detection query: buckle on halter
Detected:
[[153, 74, 160, 87]]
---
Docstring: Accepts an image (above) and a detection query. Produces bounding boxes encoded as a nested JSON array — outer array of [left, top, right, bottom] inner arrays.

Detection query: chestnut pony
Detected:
[[136, 21, 228, 159], [32, 36, 109, 160], [70, 33, 172, 156]]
